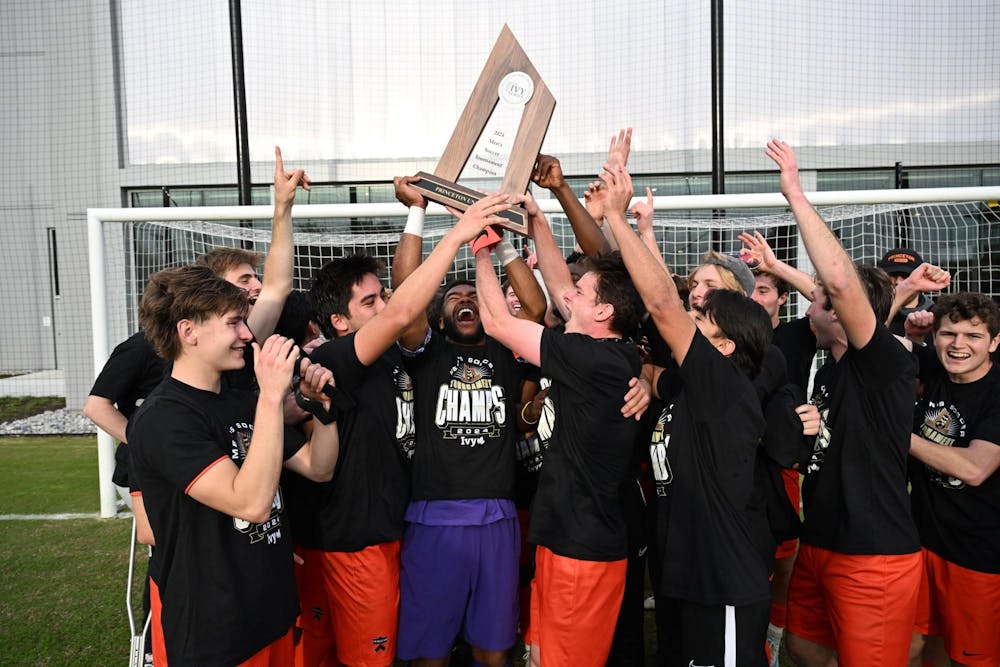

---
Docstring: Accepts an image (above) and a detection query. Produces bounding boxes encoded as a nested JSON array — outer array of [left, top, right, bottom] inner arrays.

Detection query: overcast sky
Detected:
[[121, 0, 1000, 166]]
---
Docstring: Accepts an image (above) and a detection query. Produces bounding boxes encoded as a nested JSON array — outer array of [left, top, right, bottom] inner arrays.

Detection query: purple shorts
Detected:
[[397, 502, 520, 659]]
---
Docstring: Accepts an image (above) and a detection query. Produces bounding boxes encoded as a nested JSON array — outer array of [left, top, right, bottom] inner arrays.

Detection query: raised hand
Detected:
[[737, 230, 778, 271], [608, 127, 632, 168], [393, 175, 427, 208], [532, 154, 566, 191], [253, 334, 299, 402], [510, 191, 542, 219], [901, 262, 952, 294], [274, 146, 310, 208], [630, 187, 655, 236], [765, 139, 802, 199], [598, 162, 635, 216], [448, 192, 511, 244], [583, 180, 610, 221]]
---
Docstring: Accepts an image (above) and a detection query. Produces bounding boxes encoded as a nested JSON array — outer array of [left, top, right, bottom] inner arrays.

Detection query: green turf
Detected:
[[0, 436, 100, 515], [0, 436, 144, 666], [0, 518, 141, 666]]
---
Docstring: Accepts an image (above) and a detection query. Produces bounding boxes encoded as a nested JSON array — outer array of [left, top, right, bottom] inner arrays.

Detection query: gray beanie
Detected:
[[700, 253, 756, 296]]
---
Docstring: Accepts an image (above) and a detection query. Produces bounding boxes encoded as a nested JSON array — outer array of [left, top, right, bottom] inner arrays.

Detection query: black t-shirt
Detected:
[[90, 331, 168, 486], [802, 324, 920, 555], [297, 334, 412, 551], [127, 377, 300, 667], [773, 316, 817, 392], [404, 332, 529, 500], [90, 331, 168, 421], [910, 360, 1000, 573], [649, 331, 771, 606], [527, 330, 641, 561]]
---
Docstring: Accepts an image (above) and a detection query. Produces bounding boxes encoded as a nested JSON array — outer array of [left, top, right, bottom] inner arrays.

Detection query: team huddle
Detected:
[[85, 137, 1000, 667]]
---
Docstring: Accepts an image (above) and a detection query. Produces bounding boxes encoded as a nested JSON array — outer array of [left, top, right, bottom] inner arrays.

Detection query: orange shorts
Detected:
[[293, 546, 337, 667], [774, 469, 801, 559], [787, 544, 921, 666], [525, 545, 626, 667], [149, 580, 293, 666], [914, 547, 1000, 667], [318, 541, 400, 667]]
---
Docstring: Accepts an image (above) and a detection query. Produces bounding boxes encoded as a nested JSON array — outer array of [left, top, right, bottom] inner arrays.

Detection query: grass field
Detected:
[[0, 436, 791, 666], [0, 436, 143, 666]]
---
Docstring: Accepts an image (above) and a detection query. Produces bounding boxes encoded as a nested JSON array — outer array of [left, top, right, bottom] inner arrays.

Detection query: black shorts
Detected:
[[656, 596, 770, 667], [112, 442, 129, 487]]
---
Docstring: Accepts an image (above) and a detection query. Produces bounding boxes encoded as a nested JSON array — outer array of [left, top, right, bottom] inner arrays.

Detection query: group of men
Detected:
[[87, 135, 999, 667]]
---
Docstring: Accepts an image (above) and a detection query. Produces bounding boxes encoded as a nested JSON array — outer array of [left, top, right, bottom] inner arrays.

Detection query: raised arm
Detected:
[[737, 229, 816, 299], [524, 193, 576, 322], [355, 194, 511, 361], [188, 335, 299, 523], [248, 147, 309, 340], [884, 262, 951, 326], [532, 154, 611, 256], [391, 175, 428, 288], [601, 163, 697, 364], [766, 139, 874, 349], [630, 187, 668, 275], [495, 237, 547, 324], [475, 247, 544, 367]]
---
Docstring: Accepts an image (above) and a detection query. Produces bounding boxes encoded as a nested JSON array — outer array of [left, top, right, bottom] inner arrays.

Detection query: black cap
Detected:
[[877, 248, 923, 276]]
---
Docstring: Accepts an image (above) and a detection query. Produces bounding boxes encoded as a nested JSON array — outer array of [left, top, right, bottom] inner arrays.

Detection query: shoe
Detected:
[[643, 594, 655, 610]]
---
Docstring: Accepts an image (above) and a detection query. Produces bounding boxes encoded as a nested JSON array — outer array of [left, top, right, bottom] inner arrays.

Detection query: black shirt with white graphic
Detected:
[[404, 332, 529, 500], [911, 360, 1000, 573], [527, 329, 642, 561], [650, 331, 771, 606], [299, 333, 412, 551], [127, 377, 300, 667], [802, 324, 920, 555]]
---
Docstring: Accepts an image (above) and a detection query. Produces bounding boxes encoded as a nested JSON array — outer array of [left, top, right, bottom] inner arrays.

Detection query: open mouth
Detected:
[[946, 350, 971, 360], [456, 307, 477, 323]]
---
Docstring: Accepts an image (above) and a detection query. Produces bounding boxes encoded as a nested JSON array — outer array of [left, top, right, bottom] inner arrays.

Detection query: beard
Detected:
[[441, 312, 485, 345]]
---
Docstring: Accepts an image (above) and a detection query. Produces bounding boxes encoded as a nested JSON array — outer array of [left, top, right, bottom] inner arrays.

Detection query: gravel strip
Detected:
[[0, 408, 97, 436]]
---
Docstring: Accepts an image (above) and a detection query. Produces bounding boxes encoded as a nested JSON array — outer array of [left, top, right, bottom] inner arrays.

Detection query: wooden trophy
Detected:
[[411, 25, 556, 236]]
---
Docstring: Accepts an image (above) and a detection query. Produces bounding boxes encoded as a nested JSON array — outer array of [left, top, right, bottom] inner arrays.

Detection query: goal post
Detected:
[[88, 185, 1000, 517]]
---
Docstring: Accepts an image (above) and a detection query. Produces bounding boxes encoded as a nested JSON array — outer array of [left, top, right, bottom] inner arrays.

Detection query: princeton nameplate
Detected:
[[412, 171, 528, 235]]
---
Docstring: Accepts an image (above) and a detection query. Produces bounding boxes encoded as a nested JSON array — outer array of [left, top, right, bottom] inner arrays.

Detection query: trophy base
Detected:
[[412, 171, 530, 236]]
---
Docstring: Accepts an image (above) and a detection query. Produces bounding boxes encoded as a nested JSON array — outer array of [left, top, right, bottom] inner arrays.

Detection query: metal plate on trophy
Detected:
[[411, 25, 556, 236]]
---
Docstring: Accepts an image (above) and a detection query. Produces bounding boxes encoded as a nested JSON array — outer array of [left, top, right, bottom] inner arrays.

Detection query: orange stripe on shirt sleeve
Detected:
[[184, 455, 230, 495]]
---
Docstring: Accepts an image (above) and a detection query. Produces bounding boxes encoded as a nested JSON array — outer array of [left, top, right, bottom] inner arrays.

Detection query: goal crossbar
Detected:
[[87, 185, 1000, 517]]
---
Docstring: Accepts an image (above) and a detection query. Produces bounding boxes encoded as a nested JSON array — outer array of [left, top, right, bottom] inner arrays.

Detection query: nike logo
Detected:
[[689, 661, 715, 667], [962, 650, 983, 657]]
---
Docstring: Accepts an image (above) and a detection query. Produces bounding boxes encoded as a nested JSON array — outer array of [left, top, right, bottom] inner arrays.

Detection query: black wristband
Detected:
[[294, 387, 339, 425]]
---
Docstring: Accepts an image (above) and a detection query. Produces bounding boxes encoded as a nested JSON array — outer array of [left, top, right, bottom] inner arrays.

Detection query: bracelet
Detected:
[[403, 206, 425, 236], [520, 401, 539, 426]]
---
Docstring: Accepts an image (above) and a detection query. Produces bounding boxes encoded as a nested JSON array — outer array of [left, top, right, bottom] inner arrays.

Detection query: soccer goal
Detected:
[[88, 185, 1000, 516]]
